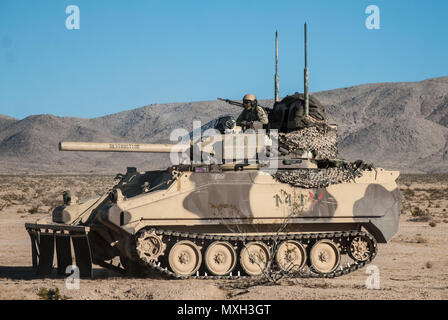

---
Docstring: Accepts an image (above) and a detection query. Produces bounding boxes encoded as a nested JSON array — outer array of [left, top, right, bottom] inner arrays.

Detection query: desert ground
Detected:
[[0, 174, 447, 300]]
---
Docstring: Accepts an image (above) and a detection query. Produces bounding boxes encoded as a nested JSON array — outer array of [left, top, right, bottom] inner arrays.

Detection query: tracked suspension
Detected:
[[129, 229, 378, 280]]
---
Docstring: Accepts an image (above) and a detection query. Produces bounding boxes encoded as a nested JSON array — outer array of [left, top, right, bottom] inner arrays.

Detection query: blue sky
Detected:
[[0, 0, 447, 119]]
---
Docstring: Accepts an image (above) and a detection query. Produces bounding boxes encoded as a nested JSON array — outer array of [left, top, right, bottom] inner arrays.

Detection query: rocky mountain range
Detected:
[[1, 76, 447, 174]]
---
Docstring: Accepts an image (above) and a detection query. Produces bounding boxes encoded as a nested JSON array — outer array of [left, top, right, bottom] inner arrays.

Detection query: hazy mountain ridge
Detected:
[[315, 77, 448, 173], [1, 76, 447, 174], [0, 115, 18, 131]]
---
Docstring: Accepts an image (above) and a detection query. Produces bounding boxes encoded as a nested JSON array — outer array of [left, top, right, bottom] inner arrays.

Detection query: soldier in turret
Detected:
[[236, 93, 268, 131]]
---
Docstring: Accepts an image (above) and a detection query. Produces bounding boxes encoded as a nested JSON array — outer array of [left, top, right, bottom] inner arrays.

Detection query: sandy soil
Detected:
[[0, 174, 447, 300]]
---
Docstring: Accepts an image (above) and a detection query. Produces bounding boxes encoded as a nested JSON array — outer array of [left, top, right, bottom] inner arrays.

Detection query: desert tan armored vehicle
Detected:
[[25, 131, 401, 279], [24, 25, 402, 279]]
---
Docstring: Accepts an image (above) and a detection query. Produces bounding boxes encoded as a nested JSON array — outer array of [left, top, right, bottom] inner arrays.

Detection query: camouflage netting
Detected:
[[278, 123, 338, 159], [269, 95, 375, 188], [274, 120, 374, 188], [273, 160, 374, 189]]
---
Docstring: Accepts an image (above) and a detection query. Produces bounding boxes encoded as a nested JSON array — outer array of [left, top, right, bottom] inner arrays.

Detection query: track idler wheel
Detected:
[[239, 241, 270, 276], [310, 239, 340, 274], [348, 235, 375, 262]]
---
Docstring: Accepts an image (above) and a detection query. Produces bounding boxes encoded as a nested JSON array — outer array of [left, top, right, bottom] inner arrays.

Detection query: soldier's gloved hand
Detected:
[[252, 121, 263, 130], [240, 121, 252, 128]]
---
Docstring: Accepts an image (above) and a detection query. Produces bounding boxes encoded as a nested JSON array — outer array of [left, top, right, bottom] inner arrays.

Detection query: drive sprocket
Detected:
[[136, 229, 166, 263]]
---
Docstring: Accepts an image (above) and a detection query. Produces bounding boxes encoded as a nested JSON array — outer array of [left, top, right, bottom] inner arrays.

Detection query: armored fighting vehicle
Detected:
[[25, 133, 401, 280], [24, 26, 402, 280]]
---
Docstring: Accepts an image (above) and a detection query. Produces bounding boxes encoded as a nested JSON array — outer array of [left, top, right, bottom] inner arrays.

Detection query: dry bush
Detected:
[[37, 287, 70, 300], [428, 221, 437, 227], [414, 236, 427, 244], [425, 188, 443, 200], [2, 193, 26, 203], [409, 206, 431, 222], [28, 205, 40, 214], [402, 188, 415, 199]]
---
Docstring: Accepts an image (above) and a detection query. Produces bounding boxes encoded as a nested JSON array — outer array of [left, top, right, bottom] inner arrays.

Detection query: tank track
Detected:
[[130, 229, 378, 280]]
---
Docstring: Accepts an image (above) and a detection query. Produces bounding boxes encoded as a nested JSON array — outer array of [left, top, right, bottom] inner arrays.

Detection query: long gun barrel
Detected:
[[217, 97, 244, 108], [59, 133, 271, 161], [59, 141, 191, 153], [217, 97, 267, 110]]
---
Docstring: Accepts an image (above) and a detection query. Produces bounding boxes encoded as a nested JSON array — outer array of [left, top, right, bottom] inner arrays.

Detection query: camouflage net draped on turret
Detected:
[[274, 120, 374, 188], [278, 122, 338, 159], [273, 161, 374, 189]]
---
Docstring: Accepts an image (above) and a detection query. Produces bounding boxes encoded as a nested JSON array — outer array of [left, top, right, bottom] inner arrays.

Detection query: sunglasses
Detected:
[[243, 100, 253, 104]]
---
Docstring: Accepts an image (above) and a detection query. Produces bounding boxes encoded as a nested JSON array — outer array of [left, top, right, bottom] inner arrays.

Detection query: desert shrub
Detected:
[[402, 188, 415, 198], [37, 288, 70, 300], [28, 205, 40, 214], [2, 193, 26, 203], [412, 206, 424, 216], [409, 207, 431, 222], [415, 236, 427, 244], [430, 190, 439, 198]]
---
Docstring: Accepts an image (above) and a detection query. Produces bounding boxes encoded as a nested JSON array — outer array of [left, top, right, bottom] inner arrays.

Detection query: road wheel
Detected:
[[240, 241, 270, 276], [276, 240, 306, 272], [168, 240, 202, 276], [310, 239, 340, 274], [205, 241, 237, 276]]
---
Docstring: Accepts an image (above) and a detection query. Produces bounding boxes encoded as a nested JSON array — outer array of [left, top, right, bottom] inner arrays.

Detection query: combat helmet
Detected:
[[243, 93, 257, 108]]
